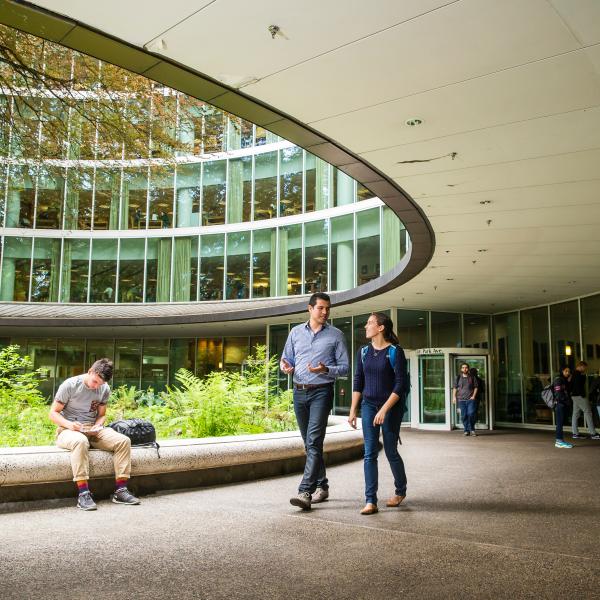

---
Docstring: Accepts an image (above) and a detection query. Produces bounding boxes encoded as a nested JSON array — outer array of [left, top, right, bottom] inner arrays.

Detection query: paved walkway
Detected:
[[1, 429, 599, 599]]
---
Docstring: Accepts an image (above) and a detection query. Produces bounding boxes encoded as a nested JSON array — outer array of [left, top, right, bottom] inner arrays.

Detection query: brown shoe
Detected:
[[386, 495, 406, 507], [360, 503, 378, 515]]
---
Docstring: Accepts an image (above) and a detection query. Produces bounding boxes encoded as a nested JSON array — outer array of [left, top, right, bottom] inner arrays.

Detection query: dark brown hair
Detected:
[[371, 312, 400, 345], [308, 292, 331, 307], [90, 358, 113, 382]]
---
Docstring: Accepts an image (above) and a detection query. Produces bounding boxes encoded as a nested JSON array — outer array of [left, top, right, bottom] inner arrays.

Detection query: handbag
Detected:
[[108, 418, 160, 456]]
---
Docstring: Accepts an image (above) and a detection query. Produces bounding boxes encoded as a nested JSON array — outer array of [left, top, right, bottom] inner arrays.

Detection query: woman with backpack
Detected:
[[348, 312, 409, 515], [553, 366, 573, 449]]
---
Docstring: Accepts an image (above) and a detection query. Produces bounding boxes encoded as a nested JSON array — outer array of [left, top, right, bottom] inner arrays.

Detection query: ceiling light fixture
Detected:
[[479, 200, 492, 205], [405, 118, 423, 126]]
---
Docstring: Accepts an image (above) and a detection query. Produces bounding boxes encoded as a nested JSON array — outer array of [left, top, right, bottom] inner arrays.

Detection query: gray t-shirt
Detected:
[[54, 375, 110, 424], [455, 375, 476, 401]]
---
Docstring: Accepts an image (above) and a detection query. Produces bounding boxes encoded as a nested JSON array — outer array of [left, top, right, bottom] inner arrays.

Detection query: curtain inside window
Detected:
[[172, 237, 191, 302], [156, 238, 172, 302]]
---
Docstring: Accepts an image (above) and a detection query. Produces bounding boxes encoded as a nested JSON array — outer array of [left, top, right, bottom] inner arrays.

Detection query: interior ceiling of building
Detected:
[[22, 0, 600, 317]]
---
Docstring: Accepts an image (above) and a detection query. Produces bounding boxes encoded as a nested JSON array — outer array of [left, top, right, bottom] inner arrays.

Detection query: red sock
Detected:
[[76, 481, 89, 494], [115, 478, 128, 490]]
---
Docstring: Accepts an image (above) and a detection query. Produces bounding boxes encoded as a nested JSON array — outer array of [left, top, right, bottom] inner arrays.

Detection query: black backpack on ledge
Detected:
[[109, 418, 160, 457]]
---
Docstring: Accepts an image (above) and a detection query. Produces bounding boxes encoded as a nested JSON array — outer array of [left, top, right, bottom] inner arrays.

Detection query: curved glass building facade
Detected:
[[0, 48, 408, 304]]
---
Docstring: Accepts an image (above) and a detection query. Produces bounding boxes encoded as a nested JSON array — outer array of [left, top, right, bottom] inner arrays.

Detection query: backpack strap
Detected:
[[360, 345, 369, 365], [387, 345, 397, 368]]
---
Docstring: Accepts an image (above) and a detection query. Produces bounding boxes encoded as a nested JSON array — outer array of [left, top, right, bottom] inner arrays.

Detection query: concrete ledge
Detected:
[[0, 417, 364, 502]]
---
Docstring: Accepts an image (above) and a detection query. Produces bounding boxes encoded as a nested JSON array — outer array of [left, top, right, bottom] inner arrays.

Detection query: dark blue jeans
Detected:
[[458, 400, 477, 432], [361, 400, 407, 505], [555, 402, 565, 441], [293, 385, 333, 494]]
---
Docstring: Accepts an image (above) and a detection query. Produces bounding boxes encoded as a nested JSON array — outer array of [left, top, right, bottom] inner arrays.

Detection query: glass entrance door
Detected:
[[451, 355, 489, 429], [419, 355, 446, 424]]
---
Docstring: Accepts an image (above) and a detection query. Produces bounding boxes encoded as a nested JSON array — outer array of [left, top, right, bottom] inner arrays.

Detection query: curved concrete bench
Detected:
[[0, 417, 364, 503]]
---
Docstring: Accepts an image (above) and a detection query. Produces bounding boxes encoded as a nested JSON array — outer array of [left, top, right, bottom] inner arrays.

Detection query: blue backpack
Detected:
[[360, 344, 410, 394]]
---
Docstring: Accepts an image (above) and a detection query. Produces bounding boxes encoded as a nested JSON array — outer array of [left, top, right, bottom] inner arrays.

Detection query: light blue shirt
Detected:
[[281, 322, 349, 385]]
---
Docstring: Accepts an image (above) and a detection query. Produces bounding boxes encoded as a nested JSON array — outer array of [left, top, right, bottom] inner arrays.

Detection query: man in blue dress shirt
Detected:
[[281, 292, 349, 510]]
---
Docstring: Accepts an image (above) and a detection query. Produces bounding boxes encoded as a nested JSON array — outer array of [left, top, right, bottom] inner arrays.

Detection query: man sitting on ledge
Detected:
[[49, 358, 140, 511]]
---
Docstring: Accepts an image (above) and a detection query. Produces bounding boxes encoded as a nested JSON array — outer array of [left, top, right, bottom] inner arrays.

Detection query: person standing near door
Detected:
[[553, 366, 573, 448], [452, 362, 479, 436], [570, 361, 600, 440], [280, 292, 349, 511]]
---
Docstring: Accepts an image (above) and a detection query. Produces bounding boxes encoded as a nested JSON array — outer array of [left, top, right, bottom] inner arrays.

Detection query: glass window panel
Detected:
[[118, 238, 145, 303], [430, 312, 461, 347], [333, 317, 353, 415], [38, 98, 67, 159], [419, 356, 446, 424], [332, 168, 354, 207], [176, 163, 201, 227], [31, 238, 60, 302], [521, 307, 552, 425], [280, 224, 302, 296], [169, 339, 196, 385], [202, 161, 226, 225], [396, 309, 428, 349], [89, 239, 117, 303], [113, 339, 141, 389], [65, 169, 93, 230], [356, 208, 380, 285], [148, 168, 174, 229], [9, 97, 40, 158], [199, 234, 224, 300], [203, 108, 226, 153], [94, 169, 121, 230], [86, 339, 115, 366], [464, 314, 490, 348], [254, 152, 277, 220], [305, 152, 316, 212], [223, 337, 249, 371], [252, 229, 273, 298], [225, 232, 250, 300], [279, 147, 303, 216], [304, 153, 329, 212], [227, 156, 252, 223], [550, 300, 580, 373], [171, 236, 197, 302], [382, 206, 405, 274], [69, 100, 97, 160], [123, 98, 150, 160], [250, 336, 266, 355], [56, 339, 85, 389], [493, 312, 522, 423], [0, 236, 32, 301], [255, 126, 278, 146], [304, 220, 328, 293], [5, 165, 36, 228], [196, 338, 223, 377], [36, 167, 65, 229], [62, 239, 90, 303], [0, 165, 6, 226], [582, 294, 600, 377], [123, 168, 148, 230], [141, 339, 169, 392], [27, 338, 56, 400], [353, 312, 371, 360], [268, 324, 289, 391], [331, 214, 354, 291]]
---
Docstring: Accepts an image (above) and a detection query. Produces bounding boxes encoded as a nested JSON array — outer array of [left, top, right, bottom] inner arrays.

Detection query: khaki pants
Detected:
[[571, 396, 597, 436], [56, 427, 132, 482]]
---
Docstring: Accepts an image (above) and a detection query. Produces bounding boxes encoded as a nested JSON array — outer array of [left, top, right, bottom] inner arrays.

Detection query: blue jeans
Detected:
[[458, 400, 477, 432], [555, 402, 565, 441], [361, 400, 407, 505], [293, 385, 333, 494]]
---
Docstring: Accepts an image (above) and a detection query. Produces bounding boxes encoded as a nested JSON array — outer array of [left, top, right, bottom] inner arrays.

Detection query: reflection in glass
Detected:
[[581, 294, 600, 377], [196, 338, 223, 377], [252, 229, 273, 298], [62, 239, 90, 303], [419, 356, 445, 424], [550, 300, 580, 373], [202, 161, 226, 225], [521, 307, 551, 425], [333, 317, 353, 415], [224, 337, 249, 371], [118, 238, 145, 303], [305, 153, 329, 212], [331, 214, 354, 291], [225, 232, 250, 300], [122, 168, 148, 230], [199, 234, 224, 300], [5, 165, 36, 228], [0, 236, 32, 301], [145, 238, 172, 302], [227, 156, 252, 223], [304, 220, 328, 293], [493, 312, 522, 423], [203, 108, 226, 153], [430, 312, 461, 347], [89, 239, 118, 303], [464, 314, 490, 348], [65, 170, 93, 230], [396, 309, 427, 350], [279, 224, 302, 296], [176, 163, 200, 227], [172, 236, 198, 302], [356, 208, 380, 285], [269, 324, 289, 390], [254, 152, 277, 220], [31, 237, 60, 302], [279, 147, 303, 216], [382, 206, 405, 274], [141, 339, 169, 392], [169, 339, 196, 385], [357, 184, 373, 202], [148, 169, 174, 229], [86, 339, 115, 366], [94, 169, 121, 230], [36, 167, 65, 229], [114, 339, 141, 389], [27, 338, 56, 400], [56, 339, 85, 389], [332, 168, 354, 207]]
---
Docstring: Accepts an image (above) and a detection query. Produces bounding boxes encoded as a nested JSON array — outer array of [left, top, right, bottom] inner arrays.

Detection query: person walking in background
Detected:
[[452, 362, 479, 436], [348, 312, 408, 515], [281, 292, 349, 511], [553, 366, 573, 449], [570, 361, 600, 440]]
